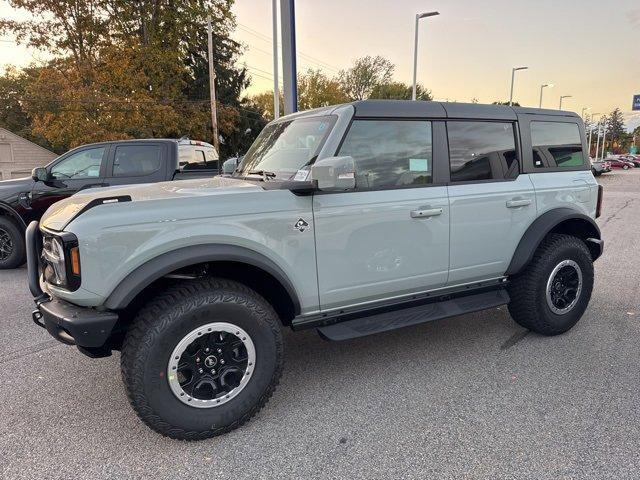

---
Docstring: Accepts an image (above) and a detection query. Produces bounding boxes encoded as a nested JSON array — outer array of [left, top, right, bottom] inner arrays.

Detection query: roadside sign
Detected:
[[633, 94, 640, 111]]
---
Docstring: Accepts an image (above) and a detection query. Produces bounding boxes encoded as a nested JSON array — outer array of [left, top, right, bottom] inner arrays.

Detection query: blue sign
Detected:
[[633, 94, 640, 111]]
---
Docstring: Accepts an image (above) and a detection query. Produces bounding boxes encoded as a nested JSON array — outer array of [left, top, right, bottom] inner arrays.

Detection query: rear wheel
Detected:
[[508, 234, 594, 336], [623, 164, 629, 170], [0, 217, 25, 269], [121, 278, 284, 440]]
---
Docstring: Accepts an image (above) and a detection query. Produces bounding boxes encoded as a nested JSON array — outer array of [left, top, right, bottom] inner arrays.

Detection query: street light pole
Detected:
[[595, 119, 602, 161], [581, 107, 591, 119], [559, 95, 572, 110], [272, 0, 280, 119], [539, 83, 553, 108], [411, 11, 439, 101], [601, 125, 608, 160], [509, 66, 528, 106], [588, 113, 600, 157]]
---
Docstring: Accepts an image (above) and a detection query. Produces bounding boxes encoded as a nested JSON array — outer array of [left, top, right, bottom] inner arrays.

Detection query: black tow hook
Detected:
[[32, 309, 46, 329]]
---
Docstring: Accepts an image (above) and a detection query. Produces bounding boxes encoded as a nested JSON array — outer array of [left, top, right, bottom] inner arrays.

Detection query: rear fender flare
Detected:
[[506, 208, 601, 276]]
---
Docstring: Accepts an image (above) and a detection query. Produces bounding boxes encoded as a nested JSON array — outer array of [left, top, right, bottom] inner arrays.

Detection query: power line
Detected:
[[236, 22, 341, 73]]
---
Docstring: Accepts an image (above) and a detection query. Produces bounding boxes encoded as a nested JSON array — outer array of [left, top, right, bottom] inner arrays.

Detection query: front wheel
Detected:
[[623, 165, 629, 170], [507, 234, 594, 336], [121, 278, 284, 440], [0, 217, 25, 269]]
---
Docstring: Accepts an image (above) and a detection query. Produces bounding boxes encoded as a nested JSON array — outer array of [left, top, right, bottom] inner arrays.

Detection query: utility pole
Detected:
[[272, 0, 280, 119], [207, 17, 220, 155]]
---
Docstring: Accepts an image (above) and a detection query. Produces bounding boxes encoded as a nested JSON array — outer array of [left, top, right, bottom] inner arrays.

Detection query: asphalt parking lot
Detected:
[[2, 170, 639, 480]]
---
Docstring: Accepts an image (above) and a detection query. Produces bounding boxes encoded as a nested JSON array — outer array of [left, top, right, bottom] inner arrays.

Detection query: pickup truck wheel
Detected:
[[0, 217, 25, 269], [507, 233, 594, 336], [120, 278, 283, 440]]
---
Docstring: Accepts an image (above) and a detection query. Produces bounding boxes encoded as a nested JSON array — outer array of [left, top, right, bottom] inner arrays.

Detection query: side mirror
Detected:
[[222, 158, 238, 175], [32, 167, 48, 182], [310, 156, 356, 191]]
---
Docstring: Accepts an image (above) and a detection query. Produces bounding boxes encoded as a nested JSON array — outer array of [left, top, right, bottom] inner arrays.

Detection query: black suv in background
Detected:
[[0, 138, 219, 269]]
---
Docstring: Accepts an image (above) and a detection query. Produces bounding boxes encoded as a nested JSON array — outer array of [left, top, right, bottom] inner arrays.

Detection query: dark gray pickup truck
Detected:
[[0, 138, 218, 269]]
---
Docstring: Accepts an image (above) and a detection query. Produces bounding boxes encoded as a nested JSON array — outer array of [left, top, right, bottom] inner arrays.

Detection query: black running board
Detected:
[[317, 289, 509, 341]]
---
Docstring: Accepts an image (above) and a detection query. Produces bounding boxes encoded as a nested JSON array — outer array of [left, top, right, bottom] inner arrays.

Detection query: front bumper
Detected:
[[26, 221, 118, 354]]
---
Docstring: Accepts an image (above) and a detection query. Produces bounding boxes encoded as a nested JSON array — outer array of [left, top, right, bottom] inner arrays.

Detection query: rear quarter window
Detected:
[[530, 121, 584, 168]]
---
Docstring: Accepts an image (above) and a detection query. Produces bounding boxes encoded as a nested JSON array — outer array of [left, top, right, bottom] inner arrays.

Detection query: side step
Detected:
[[317, 289, 510, 341]]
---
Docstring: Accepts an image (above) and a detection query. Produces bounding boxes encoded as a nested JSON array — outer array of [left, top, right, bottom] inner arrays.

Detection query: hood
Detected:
[[41, 176, 263, 231], [0, 176, 34, 198]]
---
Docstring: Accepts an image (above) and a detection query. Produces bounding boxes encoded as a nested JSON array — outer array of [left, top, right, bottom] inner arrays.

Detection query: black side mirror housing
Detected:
[[31, 167, 48, 182]]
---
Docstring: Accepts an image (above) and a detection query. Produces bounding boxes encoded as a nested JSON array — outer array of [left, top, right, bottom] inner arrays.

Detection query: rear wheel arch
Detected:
[[506, 208, 601, 276], [105, 244, 301, 325]]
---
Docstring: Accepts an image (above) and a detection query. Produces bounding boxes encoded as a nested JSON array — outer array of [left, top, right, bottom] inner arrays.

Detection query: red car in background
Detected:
[[619, 155, 640, 168], [607, 157, 635, 169]]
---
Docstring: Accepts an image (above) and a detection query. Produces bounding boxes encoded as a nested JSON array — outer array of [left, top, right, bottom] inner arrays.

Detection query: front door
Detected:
[[313, 118, 450, 312], [29, 145, 108, 223]]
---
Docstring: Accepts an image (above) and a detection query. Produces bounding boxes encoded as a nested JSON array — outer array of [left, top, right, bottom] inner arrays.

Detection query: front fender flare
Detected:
[[104, 244, 301, 314], [506, 208, 601, 276]]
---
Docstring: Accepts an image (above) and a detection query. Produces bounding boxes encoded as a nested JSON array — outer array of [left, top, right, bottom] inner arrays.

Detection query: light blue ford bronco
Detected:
[[27, 100, 604, 440]]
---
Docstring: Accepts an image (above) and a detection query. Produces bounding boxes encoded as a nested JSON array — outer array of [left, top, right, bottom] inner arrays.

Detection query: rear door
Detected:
[[446, 119, 537, 284], [29, 144, 109, 221], [313, 118, 450, 312], [103, 142, 168, 187]]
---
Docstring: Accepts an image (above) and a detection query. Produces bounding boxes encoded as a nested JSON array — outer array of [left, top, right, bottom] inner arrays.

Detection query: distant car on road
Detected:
[[590, 158, 611, 176], [619, 155, 640, 168], [0, 138, 219, 269], [606, 157, 635, 170]]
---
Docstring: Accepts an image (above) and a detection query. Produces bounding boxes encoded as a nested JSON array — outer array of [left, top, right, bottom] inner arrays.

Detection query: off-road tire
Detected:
[[0, 216, 25, 269], [507, 233, 594, 336], [121, 278, 284, 440]]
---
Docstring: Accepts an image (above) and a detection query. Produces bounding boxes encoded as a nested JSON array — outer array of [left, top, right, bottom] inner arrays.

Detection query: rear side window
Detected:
[[112, 145, 162, 177], [531, 122, 584, 168], [179, 147, 219, 171], [338, 120, 432, 190], [447, 122, 518, 182]]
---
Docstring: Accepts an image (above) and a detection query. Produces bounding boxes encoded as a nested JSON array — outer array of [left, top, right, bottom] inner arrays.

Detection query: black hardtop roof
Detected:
[[349, 100, 580, 120]]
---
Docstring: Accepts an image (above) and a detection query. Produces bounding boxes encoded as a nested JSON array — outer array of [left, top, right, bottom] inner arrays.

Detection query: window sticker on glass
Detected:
[[409, 158, 429, 172], [293, 169, 309, 181]]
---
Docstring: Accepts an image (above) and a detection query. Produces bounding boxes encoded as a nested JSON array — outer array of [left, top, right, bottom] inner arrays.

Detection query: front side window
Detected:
[[236, 116, 335, 180], [112, 145, 162, 177], [338, 120, 433, 190], [51, 147, 105, 179], [448, 122, 518, 182], [531, 121, 584, 168]]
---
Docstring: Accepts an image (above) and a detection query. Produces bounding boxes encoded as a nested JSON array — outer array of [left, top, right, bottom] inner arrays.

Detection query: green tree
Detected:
[[369, 81, 432, 101], [0, 0, 260, 157], [338, 56, 394, 101], [605, 108, 626, 143], [297, 69, 349, 110]]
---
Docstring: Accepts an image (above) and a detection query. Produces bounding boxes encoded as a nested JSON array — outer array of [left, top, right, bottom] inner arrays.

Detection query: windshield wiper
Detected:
[[247, 170, 277, 181]]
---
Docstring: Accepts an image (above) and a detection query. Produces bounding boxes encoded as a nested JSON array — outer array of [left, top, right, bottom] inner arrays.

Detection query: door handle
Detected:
[[410, 207, 443, 218], [506, 199, 532, 208]]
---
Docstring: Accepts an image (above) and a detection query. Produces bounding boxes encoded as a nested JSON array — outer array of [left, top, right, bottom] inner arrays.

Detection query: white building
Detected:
[[0, 127, 57, 180]]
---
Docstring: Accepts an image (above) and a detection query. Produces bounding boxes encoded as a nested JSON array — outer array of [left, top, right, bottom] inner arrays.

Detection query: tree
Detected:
[[606, 108, 626, 142], [369, 82, 432, 101], [0, 0, 260, 157], [297, 69, 349, 110], [492, 101, 521, 107], [338, 56, 394, 101]]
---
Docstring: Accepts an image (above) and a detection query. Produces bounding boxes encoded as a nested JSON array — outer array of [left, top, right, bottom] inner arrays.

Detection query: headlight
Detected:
[[41, 230, 81, 291]]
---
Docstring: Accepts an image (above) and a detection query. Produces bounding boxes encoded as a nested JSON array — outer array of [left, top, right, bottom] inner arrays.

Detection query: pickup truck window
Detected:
[[448, 122, 518, 182], [180, 149, 219, 171], [51, 147, 105, 179], [236, 116, 335, 180], [531, 121, 584, 168], [112, 145, 162, 177], [338, 120, 433, 190]]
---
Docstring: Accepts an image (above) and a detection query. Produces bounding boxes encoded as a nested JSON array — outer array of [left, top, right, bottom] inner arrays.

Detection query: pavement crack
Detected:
[[500, 330, 530, 351], [0, 340, 62, 365], [602, 198, 634, 226]]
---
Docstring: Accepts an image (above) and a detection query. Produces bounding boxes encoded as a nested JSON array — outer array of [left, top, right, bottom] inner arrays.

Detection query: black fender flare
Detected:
[[0, 202, 27, 229], [104, 244, 301, 314], [506, 208, 601, 276]]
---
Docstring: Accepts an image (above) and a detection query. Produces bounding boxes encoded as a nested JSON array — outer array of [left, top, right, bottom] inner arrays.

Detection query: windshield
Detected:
[[235, 115, 336, 180]]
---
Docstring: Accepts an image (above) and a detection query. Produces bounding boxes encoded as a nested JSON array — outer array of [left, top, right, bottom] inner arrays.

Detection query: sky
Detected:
[[2, 0, 640, 130]]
